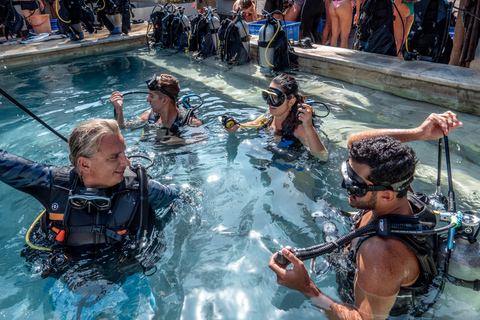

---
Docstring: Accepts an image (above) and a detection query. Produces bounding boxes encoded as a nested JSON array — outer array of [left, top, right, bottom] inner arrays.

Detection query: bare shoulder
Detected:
[[140, 110, 151, 121], [356, 236, 420, 296]]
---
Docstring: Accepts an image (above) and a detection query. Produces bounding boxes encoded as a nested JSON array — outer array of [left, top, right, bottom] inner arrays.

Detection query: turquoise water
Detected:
[[0, 47, 479, 319]]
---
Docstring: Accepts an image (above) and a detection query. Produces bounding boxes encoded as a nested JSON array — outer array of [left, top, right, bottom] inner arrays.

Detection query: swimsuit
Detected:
[[332, 0, 355, 8]]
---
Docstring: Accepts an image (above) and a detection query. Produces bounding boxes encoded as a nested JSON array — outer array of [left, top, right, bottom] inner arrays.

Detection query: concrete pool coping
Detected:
[[1, 23, 479, 117]]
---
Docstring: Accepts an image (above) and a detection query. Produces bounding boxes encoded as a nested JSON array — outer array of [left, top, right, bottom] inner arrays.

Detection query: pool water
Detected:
[[0, 47, 479, 319]]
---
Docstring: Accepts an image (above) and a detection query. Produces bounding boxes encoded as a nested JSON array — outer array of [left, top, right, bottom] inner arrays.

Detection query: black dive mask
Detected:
[[262, 88, 293, 107], [145, 74, 177, 101], [341, 160, 413, 197], [68, 188, 112, 212], [341, 160, 389, 197]]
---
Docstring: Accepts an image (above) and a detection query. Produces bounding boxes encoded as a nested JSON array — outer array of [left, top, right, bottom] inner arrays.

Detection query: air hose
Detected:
[[275, 216, 458, 264]]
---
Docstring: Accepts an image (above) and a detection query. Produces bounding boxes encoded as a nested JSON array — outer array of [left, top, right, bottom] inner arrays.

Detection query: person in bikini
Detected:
[[329, 0, 360, 48]]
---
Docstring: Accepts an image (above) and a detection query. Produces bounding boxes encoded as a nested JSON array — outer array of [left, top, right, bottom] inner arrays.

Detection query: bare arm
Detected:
[[110, 91, 125, 126], [347, 111, 463, 148], [296, 104, 328, 161], [270, 240, 414, 320], [269, 249, 364, 320]]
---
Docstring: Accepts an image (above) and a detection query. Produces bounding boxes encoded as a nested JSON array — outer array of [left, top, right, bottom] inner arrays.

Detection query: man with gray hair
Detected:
[[0, 119, 178, 277]]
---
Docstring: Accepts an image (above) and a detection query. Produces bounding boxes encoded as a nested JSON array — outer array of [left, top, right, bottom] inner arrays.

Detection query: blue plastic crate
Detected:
[[248, 20, 301, 41], [318, 19, 326, 34]]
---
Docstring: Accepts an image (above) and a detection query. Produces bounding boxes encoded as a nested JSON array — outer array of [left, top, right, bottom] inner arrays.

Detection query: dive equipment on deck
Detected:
[[218, 9, 251, 64], [258, 10, 298, 70]]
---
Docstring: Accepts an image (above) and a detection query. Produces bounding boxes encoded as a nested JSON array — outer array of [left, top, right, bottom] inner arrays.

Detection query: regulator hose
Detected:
[[275, 218, 458, 264]]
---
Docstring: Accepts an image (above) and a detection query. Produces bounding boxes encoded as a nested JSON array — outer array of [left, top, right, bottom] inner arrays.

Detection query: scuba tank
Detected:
[[258, 13, 277, 69], [236, 13, 250, 56], [207, 9, 221, 53], [258, 10, 297, 70]]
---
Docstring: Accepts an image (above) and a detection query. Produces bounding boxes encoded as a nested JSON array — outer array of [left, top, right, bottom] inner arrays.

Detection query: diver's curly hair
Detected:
[[349, 136, 417, 198], [271, 74, 306, 136]]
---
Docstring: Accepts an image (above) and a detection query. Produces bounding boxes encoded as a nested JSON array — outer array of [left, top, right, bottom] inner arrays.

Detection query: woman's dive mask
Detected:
[[262, 88, 293, 107]]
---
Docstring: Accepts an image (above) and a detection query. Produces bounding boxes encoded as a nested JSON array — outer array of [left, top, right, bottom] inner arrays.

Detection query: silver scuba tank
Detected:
[[181, 13, 191, 34], [236, 18, 250, 56], [209, 13, 221, 52], [258, 21, 275, 69]]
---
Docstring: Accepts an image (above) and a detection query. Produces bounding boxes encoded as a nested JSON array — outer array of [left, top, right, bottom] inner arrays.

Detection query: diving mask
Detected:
[[341, 160, 413, 197], [262, 88, 293, 107], [145, 74, 177, 101], [68, 189, 112, 212], [341, 160, 389, 197]]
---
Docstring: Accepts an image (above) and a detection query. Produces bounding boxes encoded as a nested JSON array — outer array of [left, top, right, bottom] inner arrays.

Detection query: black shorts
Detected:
[[20, 0, 39, 11]]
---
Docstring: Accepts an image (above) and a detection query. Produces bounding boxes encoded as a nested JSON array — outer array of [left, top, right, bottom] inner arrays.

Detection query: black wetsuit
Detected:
[[337, 192, 438, 317], [300, 0, 323, 43]]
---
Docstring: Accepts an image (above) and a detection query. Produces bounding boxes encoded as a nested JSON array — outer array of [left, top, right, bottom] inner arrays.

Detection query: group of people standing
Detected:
[[247, 0, 416, 54]]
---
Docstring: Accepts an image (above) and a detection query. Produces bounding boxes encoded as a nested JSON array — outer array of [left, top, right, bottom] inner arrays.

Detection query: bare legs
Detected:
[[393, 0, 414, 55], [322, 0, 332, 45], [329, 0, 353, 48]]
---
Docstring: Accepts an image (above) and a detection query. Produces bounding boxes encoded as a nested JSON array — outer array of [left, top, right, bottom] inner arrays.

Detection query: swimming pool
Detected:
[[0, 47, 479, 319]]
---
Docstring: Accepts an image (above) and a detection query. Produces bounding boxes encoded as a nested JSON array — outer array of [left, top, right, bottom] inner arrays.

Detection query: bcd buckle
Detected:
[[91, 225, 105, 234]]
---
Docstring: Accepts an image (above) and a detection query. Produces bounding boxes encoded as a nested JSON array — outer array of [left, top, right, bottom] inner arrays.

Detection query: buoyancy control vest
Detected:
[[259, 110, 304, 149], [160, 9, 176, 48], [188, 13, 218, 59], [96, 0, 132, 35], [3, 0, 24, 39], [171, 7, 191, 52], [150, 8, 167, 45], [353, 0, 397, 55], [218, 12, 250, 64], [403, 0, 453, 63], [56, 0, 95, 39], [339, 192, 438, 317], [44, 165, 150, 247], [258, 13, 298, 70], [146, 104, 194, 136]]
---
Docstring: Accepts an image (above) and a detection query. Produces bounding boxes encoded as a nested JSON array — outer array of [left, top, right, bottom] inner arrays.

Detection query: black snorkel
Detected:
[[0, 88, 69, 143]]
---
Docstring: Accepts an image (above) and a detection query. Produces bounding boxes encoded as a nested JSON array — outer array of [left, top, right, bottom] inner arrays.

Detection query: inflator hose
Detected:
[[276, 219, 458, 264]]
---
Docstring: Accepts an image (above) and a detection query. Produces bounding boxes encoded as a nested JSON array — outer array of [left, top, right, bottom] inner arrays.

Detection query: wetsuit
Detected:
[[300, 0, 323, 43], [337, 192, 438, 317]]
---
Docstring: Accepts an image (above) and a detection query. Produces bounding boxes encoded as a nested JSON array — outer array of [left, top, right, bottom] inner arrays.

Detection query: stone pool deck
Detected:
[[1, 23, 479, 117]]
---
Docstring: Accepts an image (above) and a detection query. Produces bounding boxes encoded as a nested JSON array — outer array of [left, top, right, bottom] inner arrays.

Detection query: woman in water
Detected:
[[224, 74, 328, 161]]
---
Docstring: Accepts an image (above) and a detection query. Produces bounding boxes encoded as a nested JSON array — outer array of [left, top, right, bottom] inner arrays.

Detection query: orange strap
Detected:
[[49, 212, 64, 221]]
